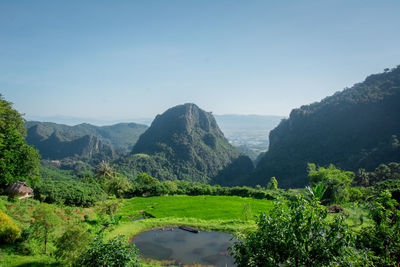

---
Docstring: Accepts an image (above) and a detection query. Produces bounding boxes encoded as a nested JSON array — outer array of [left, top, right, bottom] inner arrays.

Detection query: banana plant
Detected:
[[306, 183, 327, 201]]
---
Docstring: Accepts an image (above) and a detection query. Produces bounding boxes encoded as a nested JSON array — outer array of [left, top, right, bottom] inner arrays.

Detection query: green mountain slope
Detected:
[[253, 66, 400, 188], [116, 103, 254, 184], [25, 121, 148, 152], [26, 124, 115, 160]]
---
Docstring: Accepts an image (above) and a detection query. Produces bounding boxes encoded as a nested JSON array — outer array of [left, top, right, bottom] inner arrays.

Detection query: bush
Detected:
[[357, 191, 400, 265], [349, 187, 364, 202], [230, 195, 370, 266], [308, 163, 354, 204], [0, 209, 21, 243], [77, 235, 140, 267], [102, 175, 132, 198]]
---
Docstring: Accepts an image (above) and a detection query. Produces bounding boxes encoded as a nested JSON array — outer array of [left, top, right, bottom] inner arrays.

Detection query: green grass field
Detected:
[[107, 195, 274, 241], [118, 195, 274, 221]]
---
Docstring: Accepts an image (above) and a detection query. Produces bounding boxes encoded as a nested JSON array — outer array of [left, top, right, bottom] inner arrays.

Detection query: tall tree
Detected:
[[31, 203, 60, 254], [0, 94, 40, 187], [95, 161, 115, 180], [266, 176, 278, 190]]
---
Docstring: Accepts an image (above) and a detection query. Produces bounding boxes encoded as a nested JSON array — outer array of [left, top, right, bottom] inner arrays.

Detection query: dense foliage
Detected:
[[230, 195, 370, 266], [34, 179, 106, 207], [128, 177, 278, 199], [39, 165, 80, 181], [308, 163, 354, 204], [355, 162, 400, 186], [0, 94, 40, 188], [357, 191, 400, 266], [254, 66, 400, 188], [116, 103, 254, 185], [77, 235, 140, 267]]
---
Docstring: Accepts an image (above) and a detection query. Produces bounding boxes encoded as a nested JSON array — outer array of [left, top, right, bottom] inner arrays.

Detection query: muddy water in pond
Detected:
[[131, 227, 236, 266]]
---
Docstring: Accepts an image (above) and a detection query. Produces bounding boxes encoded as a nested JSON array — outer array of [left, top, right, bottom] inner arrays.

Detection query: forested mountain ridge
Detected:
[[116, 103, 254, 184], [25, 121, 148, 152], [253, 66, 400, 188], [26, 124, 115, 160]]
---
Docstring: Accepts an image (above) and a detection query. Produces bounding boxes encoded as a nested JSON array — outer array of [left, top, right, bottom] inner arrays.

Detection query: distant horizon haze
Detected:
[[24, 112, 285, 127]]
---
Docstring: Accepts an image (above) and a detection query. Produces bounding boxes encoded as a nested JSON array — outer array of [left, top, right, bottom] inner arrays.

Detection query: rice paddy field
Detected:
[[107, 195, 275, 240], [119, 195, 274, 221]]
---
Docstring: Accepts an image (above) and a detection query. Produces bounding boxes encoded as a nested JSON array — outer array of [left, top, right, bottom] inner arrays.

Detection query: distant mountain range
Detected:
[[25, 115, 283, 161], [116, 103, 254, 184], [25, 121, 148, 161], [26, 125, 115, 160], [253, 66, 400, 188], [24, 115, 154, 127]]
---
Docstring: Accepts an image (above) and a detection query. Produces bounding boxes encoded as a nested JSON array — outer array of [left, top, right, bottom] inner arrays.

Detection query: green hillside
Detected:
[[26, 124, 115, 160], [253, 66, 400, 188]]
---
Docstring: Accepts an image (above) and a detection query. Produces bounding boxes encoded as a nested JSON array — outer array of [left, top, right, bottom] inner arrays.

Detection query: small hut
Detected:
[[6, 181, 34, 199]]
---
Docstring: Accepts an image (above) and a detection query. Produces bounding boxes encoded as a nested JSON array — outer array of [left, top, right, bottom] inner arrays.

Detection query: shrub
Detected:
[[230, 195, 370, 266], [0, 209, 21, 243], [77, 235, 140, 267], [308, 163, 354, 204], [349, 187, 364, 202], [102, 175, 132, 198], [357, 191, 400, 265], [96, 199, 123, 224]]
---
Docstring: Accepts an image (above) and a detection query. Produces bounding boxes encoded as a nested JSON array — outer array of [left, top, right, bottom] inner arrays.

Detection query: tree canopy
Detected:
[[0, 94, 40, 188]]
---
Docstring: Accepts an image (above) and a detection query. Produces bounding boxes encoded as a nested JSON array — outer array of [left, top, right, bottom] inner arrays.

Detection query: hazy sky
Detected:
[[1, 0, 399, 121]]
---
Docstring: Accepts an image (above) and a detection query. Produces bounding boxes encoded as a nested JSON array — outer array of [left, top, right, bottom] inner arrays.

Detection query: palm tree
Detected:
[[95, 161, 115, 180]]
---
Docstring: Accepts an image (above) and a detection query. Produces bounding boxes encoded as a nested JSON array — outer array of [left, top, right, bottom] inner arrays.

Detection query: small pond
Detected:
[[131, 227, 237, 266]]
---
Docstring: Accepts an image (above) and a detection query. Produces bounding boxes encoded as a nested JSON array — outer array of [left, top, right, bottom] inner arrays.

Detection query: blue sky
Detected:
[[1, 0, 399, 123]]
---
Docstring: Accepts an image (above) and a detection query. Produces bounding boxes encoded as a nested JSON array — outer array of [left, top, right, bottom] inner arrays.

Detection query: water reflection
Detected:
[[131, 227, 236, 266]]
